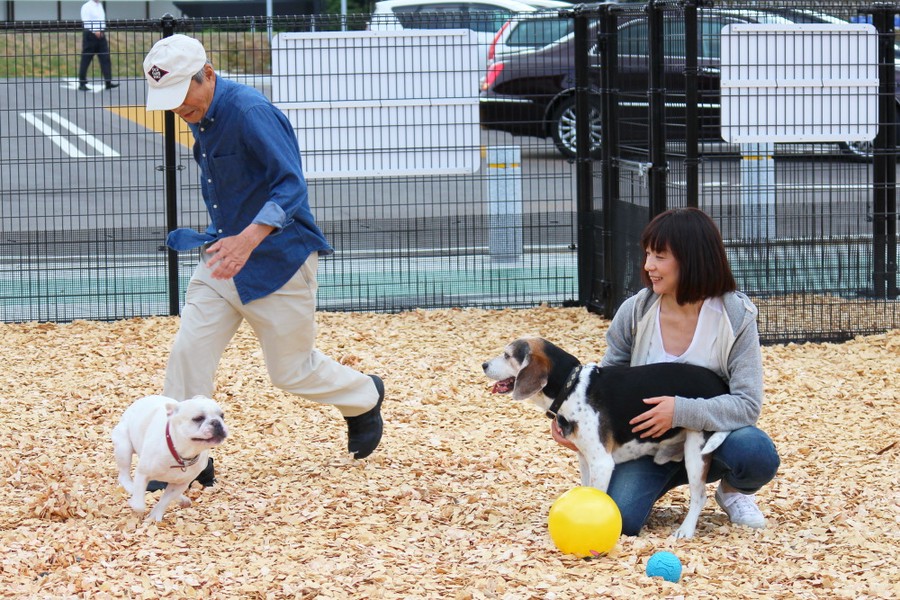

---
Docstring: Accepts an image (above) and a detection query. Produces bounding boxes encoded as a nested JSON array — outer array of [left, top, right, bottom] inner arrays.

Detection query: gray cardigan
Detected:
[[601, 289, 765, 432]]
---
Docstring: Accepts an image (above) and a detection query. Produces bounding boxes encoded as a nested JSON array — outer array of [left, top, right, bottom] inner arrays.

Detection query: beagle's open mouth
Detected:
[[491, 378, 514, 394]]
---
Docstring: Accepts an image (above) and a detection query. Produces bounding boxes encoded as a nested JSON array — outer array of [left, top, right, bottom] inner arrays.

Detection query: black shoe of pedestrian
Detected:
[[146, 457, 216, 491], [78, 84, 89, 91], [345, 375, 384, 459], [105, 82, 119, 89]]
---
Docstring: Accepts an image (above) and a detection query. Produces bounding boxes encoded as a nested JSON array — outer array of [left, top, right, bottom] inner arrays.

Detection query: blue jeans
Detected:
[[606, 426, 780, 536]]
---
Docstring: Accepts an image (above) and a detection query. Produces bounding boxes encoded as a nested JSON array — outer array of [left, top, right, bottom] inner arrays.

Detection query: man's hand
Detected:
[[630, 395, 675, 438], [205, 223, 274, 280]]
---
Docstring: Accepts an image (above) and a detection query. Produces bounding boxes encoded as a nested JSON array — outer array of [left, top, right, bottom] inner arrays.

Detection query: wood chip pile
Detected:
[[1, 307, 897, 599]]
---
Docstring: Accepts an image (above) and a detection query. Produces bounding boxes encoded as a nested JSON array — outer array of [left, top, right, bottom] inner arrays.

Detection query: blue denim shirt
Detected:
[[167, 77, 332, 304]]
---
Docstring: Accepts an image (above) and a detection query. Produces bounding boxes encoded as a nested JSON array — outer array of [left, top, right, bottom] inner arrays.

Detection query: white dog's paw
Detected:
[[673, 525, 695, 539], [146, 508, 166, 522], [128, 496, 146, 513], [118, 477, 134, 494], [177, 495, 192, 508]]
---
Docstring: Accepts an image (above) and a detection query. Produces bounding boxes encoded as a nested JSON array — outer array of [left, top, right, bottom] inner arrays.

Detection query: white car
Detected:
[[368, 0, 573, 60]]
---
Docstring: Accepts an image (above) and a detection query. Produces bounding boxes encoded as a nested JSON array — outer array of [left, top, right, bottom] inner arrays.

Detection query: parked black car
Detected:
[[479, 9, 900, 160]]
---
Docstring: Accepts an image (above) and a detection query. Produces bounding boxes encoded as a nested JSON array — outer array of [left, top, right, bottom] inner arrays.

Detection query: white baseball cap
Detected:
[[143, 34, 208, 111]]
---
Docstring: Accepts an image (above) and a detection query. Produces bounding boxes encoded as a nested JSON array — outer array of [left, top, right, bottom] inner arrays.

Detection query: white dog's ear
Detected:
[[165, 402, 179, 417]]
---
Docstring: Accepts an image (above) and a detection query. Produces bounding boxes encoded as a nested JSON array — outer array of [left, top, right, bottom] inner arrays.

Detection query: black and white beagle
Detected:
[[482, 336, 729, 538]]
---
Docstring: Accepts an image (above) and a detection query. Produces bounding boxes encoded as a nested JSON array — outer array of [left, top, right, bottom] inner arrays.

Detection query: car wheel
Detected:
[[549, 96, 602, 159]]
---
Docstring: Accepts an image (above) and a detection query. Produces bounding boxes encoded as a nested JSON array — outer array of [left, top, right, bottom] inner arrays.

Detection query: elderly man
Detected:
[[142, 35, 385, 487]]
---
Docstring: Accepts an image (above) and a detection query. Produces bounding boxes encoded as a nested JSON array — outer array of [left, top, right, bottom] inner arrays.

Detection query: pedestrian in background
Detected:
[[78, 0, 118, 90]]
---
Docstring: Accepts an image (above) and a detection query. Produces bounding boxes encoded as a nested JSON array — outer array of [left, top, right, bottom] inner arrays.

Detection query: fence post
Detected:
[[158, 14, 181, 316], [740, 143, 776, 242], [647, 0, 668, 218], [598, 4, 620, 318], [868, 4, 898, 298], [572, 5, 593, 305], [485, 146, 523, 262], [683, 0, 702, 208]]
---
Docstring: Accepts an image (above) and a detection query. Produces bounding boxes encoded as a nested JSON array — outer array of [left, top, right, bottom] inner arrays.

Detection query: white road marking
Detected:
[[19, 111, 120, 158]]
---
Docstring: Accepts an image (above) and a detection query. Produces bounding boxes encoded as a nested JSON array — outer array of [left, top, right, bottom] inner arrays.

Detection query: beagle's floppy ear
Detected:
[[512, 343, 550, 400]]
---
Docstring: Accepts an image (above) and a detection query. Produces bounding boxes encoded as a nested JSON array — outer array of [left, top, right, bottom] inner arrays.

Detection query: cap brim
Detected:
[[145, 76, 192, 111]]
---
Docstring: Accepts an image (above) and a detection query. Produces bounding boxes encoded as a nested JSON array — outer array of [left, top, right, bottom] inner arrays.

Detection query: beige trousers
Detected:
[[163, 252, 378, 417]]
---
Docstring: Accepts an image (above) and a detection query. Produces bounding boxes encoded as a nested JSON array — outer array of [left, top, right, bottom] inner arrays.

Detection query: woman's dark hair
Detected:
[[640, 207, 736, 304]]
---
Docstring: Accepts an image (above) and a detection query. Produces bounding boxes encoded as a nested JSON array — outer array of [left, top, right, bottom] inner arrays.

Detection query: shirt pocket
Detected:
[[209, 151, 247, 194]]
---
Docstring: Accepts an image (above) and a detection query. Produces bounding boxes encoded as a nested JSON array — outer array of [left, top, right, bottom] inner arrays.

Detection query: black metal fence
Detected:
[[574, 1, 899, 342], [1, 12, 580, 323], [0, 2, 897, 343]]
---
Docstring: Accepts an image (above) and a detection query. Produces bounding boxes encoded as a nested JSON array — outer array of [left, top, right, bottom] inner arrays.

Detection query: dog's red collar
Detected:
[[165, 422, 201, 471]]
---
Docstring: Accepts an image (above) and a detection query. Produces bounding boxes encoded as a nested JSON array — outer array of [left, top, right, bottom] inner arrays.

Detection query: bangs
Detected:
[[640, 216, 676, 255]]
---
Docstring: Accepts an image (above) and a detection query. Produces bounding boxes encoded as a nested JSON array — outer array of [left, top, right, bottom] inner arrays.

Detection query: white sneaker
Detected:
[[715, 485, 766, 528]]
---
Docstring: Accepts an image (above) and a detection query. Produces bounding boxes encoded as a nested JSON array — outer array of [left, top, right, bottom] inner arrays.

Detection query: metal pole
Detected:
[[486, 146, 523, 262], [158, 14, 181, 316], [646, 0, 668, 218], [599, 4, 620, 317], [572, 5, 593, 306], [869, 5, 898, 297], [683, 0, 700, 208]]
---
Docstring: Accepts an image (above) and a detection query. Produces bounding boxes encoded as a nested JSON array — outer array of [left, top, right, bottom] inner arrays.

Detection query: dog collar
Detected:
[[165, 422, 201, 471], [546, 366, 582, 419]]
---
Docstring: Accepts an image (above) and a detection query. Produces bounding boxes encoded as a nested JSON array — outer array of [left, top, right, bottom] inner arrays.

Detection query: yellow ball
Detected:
[[547, 487, 622, 557]]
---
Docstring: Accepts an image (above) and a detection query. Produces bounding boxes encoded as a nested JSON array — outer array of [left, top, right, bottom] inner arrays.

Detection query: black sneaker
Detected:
[[78, 84, 89, 91], [105, 82, 119, 89], [146, 457, 216, 491], [345, 375, 384, 459]]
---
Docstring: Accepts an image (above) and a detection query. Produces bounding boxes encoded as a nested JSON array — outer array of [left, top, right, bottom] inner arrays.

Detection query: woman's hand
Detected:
[[630, 395, 675, 438], [551, 418, 578, 451]]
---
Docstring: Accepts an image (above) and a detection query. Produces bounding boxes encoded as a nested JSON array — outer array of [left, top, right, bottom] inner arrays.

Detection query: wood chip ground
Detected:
[[1, 307, 897, 599]]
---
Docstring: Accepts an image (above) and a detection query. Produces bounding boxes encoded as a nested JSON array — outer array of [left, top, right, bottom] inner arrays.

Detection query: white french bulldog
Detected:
[[112, 395, 228, 522]]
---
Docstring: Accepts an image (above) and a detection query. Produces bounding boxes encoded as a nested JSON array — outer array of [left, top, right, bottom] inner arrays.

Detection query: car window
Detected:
[[698, 18, 727, 59], [393, 4, 511, 33], [662, 21, 686, 56], [617, 17, 730, 59], [506, 16, 573, 48], [469, 5, 514, 33], [617, 20, 647, 55], [394, 5, 468, 30]]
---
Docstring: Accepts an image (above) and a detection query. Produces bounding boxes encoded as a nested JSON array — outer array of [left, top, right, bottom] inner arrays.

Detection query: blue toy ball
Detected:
[[646, 551, 682, 583]]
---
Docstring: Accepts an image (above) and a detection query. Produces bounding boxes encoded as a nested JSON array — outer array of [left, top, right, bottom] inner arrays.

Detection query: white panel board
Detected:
[[720, 24, 878, 143], [272, 30, 481, 179]]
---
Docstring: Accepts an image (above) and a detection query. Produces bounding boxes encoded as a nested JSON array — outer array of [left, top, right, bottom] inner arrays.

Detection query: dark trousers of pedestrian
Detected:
[[79, 31, 112, 86]]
